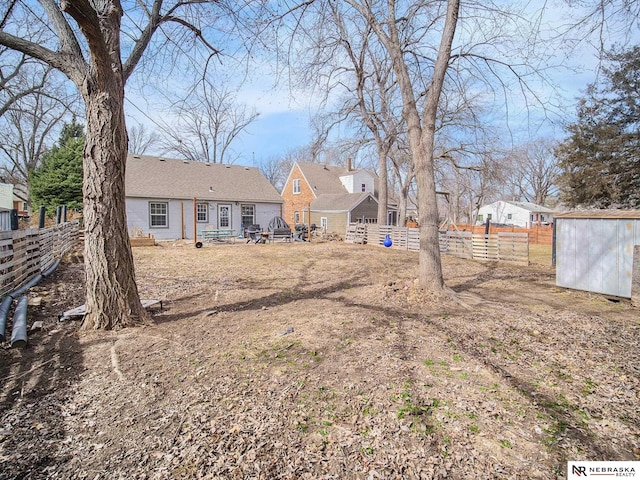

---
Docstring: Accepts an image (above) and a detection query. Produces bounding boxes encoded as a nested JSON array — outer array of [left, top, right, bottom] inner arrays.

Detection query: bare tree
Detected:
[[259, 155, 289, 192], [388, 142, 415, 227], [159, 81, 259, 163], [330, 0, 459, 292], [0, 50, 49, 117], [503, 140, 559, 206], [0, 71, 80, 183], [128, 123, 160, 156], [281, 0, 555, 293], [0, 0, 251, 329]]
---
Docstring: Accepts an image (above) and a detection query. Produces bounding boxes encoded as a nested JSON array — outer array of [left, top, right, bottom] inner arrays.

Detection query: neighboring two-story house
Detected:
[[281, 160, 393, 235]]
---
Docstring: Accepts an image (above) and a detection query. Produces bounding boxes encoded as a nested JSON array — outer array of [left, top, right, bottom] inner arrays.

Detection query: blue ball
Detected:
[[383, 235, 392, 248]]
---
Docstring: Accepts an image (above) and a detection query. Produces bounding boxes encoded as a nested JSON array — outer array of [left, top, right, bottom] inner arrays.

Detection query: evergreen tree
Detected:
[[29, 120, 84, 216], [557, 46, 640, 208]]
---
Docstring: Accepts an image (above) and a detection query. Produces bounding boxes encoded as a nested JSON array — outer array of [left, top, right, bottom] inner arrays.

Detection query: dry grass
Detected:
[[0, 240, 638, 480], [529, 243, 553, 266]]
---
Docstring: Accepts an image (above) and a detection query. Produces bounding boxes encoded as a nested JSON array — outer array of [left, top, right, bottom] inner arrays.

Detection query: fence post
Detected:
[[38, 206, 46, 229], [55, 206, 62, 225], [10, 209, 18, 230], [484, 217, 490, 235], [62, 205, 67, 223]]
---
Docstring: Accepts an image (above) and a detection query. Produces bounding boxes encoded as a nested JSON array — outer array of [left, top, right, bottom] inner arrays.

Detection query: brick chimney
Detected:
[[346, 158, 352, 171]]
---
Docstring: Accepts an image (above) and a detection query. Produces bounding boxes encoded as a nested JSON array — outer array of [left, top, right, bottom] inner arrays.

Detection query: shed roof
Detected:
[[554, 209, 640, 219], [126, 155, 283, 203], [311, 192, 376, 212]]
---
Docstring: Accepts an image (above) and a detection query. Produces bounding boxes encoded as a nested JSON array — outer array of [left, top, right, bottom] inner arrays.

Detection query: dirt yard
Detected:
[[0, 240, 638, 479]]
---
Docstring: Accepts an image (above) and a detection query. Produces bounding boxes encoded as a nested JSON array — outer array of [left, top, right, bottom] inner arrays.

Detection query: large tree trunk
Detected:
[[377, 146, 389, 225], [80, 83, 148, 330], [69, 0, 149, 330], [377, 0, 460, 292]]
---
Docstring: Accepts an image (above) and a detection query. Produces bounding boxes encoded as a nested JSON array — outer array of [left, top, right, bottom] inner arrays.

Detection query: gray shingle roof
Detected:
[[311, 192, 376, 211], [126, 155, 283, 203], [296, 162, 354, 195], [505, 201, 555, 213]]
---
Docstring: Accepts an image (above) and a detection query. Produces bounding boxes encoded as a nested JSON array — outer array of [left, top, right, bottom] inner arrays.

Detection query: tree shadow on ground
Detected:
[[0, 267, 87, 479]]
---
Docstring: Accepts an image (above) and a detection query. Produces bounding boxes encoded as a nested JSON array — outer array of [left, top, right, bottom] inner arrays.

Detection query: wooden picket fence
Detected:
[[347, 224, 529, 265], [0, 221, 82, 298]]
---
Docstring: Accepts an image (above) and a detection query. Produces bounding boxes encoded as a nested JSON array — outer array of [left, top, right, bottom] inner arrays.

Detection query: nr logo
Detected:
[[572, 465, 587, 476]]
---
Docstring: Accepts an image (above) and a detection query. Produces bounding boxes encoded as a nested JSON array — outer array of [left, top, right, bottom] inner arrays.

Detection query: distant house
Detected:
[[125, 155, 283, 240], [0, 183, 30, 230], [281, 160, 395, 234], [310, 192, 379, 235], [477, 201, 555, 228], [12, 184, 29, 219]]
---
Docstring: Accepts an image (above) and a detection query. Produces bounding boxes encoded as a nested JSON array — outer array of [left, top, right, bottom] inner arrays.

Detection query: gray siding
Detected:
[[127, 198, 281, 240], [556, 217, 640, 298], [350, 201, 378, 223]]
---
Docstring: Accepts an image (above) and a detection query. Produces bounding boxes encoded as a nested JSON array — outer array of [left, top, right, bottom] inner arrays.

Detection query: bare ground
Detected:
[[0, 240, 638, 479]]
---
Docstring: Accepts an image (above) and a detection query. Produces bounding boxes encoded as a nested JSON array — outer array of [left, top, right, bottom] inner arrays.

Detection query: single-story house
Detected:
[[125, 155, 284, 240], [477, 201, 555, 227], [310, 192, 378, 234]]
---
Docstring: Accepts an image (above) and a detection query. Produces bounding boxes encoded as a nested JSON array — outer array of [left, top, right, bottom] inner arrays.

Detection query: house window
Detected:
[[487, 214, 492, 220], [241, 204, 255, 226], [196, 203, 208, 223], [361, 183, 366, 192], [507, 213, 512, 220], [477, 214, 483, 222], [294, 211, 300, 224], [293, 178, 301, 194], [149, 202, 168, 228]]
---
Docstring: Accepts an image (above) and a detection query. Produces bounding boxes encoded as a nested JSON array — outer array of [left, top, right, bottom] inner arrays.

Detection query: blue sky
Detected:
[[123, 1, 634, 169]]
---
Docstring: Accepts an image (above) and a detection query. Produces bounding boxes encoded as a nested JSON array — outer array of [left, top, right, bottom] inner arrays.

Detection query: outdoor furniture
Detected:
[[243, 224, 261, 238], [294, 224, 308, 242], [267, 216, 292, 242], [200, 229, 237, 244]]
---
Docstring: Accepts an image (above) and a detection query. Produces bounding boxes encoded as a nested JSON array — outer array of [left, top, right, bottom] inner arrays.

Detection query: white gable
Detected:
[[339, 170, 375, 194]]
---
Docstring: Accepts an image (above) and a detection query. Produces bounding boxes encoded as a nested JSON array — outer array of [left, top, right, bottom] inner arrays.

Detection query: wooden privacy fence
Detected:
[[446, 224, 552, 245], [346, 224, 529, 265], [0, 221, 82, 298]]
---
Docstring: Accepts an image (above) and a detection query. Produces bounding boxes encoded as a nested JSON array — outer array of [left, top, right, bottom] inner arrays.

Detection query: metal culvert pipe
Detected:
[[0, 296, 12, 343], [11, 274, 43, 299], [11, 295, 28, 348], [42, 259, 61, 278]]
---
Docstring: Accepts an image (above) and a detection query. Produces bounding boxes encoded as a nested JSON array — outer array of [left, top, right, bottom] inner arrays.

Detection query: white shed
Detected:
[[555, 210, 640, 298], [477, 201, 554, 228]]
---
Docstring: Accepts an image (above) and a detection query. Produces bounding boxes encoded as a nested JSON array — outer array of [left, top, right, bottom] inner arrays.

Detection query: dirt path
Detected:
[[0, 241, 638, 479]]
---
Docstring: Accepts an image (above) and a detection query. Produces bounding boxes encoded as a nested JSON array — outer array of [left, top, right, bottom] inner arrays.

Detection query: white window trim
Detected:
[[196, 203, 208, 223], [149, 201, 169, 228], [241, 204, 256, 226], [293, 178, 301, 194]]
